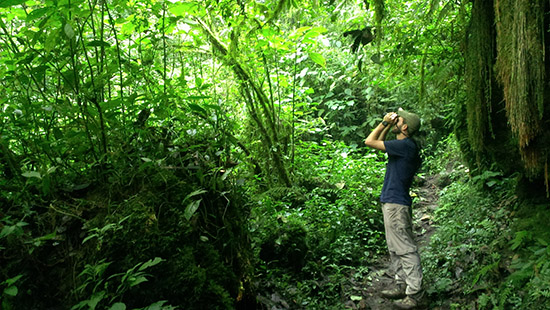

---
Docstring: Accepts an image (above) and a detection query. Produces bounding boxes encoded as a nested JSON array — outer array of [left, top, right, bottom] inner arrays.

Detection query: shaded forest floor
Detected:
[[342, 175, 444, 310]]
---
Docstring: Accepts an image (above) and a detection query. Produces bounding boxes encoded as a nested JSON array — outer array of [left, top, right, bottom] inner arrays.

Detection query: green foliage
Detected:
[[421, 176, 515, 307], [0, 274, 22, 310], [3, 0, 548, 309], [422, 133, 468, 186], [1, 114, 251, 310], [71, 257, 165, 310], [422, 160, 550, 309], [250, 140, 386, 308], [481, 203, 550, 310]]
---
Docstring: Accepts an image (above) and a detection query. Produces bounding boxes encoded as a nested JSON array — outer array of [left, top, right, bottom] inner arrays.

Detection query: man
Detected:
[[364, 109, 423, 309]]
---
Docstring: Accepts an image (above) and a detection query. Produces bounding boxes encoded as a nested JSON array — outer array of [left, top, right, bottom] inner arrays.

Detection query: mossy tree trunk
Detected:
[[462, 0, 550, 194]]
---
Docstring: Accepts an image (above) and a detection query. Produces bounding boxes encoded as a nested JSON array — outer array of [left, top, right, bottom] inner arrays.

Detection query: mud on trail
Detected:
[[342, 176, 441, 310]]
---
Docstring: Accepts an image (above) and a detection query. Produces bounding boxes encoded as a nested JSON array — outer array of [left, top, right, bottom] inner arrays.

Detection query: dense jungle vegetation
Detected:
[[1, 0, 550, 309]]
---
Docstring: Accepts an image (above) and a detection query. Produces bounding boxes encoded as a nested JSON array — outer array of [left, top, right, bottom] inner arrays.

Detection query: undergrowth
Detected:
[[0, 137, 252, 310], [421, 135, 550, 309], [249, 140, 387, 309]]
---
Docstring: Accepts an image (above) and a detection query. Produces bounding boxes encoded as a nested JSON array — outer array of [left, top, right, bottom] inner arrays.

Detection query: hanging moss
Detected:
[[461, 0, 550, 192], [463, 0, 495, 162], [495, 0, 545, 173]]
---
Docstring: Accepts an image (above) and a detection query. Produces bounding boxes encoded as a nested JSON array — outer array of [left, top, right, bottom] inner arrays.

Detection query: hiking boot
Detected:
[[393, 295, 417, 309], [380, 283, 406, 299]]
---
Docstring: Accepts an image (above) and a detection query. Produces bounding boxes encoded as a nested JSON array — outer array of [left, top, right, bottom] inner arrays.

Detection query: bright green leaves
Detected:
[[289, 26, 328, 68], [26, 6, 52, 21], [120, 21, 135, 36], [0, 0, 25, 8], [0, 221, 28, 239], [303, 26, 327, 41], [168, 1, 200, 16], [309, 52, 326, 68], [290, 26, 327, 41], [257, 24, 328, 68], [1, 274, 23, 299], [258, 26, 288, 51]]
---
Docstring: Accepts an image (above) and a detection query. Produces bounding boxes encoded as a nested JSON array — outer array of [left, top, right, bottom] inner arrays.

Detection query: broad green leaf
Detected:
[[82, 234, 96, 244], [88, 291, 106, 310], [4, 285, 17, 296], [139, 257, 164, 271], [310, 26, 327, 33], [34, 231, 56, 242], [350, 295, 362, 301], [188, 103, 207, 115], [109, 303, 126, 310], [4, 274, 23, 285], [144, 301, 169, 310], [71, 299, 89, 310], [64, 23, 75, 39], [22, 171, 42, 179], [183, 189, 207, 202], [262, 27, 276, 37], [304, 27, 327, 39], [0, 226, 16, 239], [129, 276, 148, 287], [27, 7, 51, 21], [309, 52, 326, 68], [536, 238, 549, 246], [121, 22, 135, 35], [184, 199, 201, 221], [295, 26, 312, 34], [45, 30, 59, 52]]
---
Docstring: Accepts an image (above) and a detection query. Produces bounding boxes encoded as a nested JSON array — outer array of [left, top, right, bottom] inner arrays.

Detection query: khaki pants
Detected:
[[382, 203, 423, 295]]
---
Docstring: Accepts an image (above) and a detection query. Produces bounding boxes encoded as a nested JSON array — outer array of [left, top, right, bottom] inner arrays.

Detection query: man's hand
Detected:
[[383, 112, 398, 125], [365, 113, 395, 151]]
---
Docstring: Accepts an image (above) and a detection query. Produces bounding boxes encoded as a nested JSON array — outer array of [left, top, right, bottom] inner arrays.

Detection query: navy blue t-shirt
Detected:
[[380, 138, 420, 206]]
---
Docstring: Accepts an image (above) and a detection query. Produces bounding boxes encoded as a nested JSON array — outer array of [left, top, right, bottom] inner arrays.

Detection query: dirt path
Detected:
[[344, 176, 440, 310]]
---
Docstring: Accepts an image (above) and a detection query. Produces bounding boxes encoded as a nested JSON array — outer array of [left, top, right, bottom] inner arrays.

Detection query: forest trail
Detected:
[[343, 175, 441, 310]]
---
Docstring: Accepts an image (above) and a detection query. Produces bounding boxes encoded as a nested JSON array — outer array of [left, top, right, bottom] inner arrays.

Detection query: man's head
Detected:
[[393, 109, 421, 137]]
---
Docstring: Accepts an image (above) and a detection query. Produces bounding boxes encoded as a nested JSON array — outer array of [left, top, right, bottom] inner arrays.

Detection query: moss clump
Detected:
[[495, 0, 546, 173]]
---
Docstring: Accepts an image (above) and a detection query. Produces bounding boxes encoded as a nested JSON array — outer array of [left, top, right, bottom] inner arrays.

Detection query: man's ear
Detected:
[[402, 123, 408, 133]]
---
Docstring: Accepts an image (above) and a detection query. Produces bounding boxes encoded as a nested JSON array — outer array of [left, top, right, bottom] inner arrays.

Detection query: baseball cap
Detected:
[[397, 109, 421, 136]]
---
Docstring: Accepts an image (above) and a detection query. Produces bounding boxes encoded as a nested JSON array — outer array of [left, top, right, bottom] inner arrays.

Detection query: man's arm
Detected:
[[364, 113, 397, 151]]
